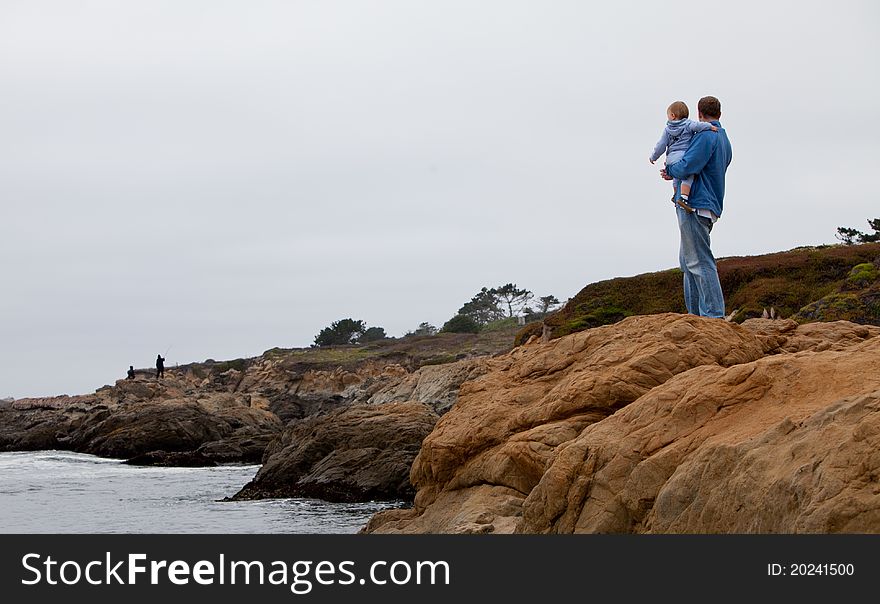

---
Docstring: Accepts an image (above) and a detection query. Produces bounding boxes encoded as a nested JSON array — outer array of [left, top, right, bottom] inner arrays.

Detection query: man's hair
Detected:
[[667, 101, 689, 119], [698, 96, 722, 119]]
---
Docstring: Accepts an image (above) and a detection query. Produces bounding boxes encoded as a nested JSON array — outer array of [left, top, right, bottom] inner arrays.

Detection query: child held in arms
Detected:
[[650, 100, 717, 210]]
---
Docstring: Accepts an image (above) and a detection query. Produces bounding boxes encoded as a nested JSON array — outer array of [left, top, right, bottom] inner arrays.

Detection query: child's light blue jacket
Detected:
[[650, 118, 715, 162]]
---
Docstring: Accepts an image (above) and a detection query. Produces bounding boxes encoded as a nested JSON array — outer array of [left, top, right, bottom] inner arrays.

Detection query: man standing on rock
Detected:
[[660, 95, 732, 319], [156, 354, 165, 379]]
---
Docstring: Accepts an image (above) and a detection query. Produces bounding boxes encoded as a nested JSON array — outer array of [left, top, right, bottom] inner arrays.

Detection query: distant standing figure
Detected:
[[127, 365, 135, 379], [156, 355, 165, 379]]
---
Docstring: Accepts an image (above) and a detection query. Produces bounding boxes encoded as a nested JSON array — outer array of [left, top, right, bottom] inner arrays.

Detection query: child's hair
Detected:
[[667, 101, 689, 120]]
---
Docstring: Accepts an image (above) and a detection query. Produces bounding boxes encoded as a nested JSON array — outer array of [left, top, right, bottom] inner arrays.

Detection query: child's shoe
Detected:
[[673, 195, 695, 213]]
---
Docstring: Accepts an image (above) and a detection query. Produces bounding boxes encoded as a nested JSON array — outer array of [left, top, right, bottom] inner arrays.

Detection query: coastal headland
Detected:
[[4, 243, 879, 532]]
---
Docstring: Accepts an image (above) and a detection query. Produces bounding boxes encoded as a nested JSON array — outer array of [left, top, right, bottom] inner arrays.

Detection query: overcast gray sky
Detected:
[[2, 0, 878, 398]]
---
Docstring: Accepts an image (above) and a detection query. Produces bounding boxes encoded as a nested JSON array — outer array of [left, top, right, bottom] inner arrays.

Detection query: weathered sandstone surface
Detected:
[[366, 359, 490, 414], [365, 314, 880, 533]]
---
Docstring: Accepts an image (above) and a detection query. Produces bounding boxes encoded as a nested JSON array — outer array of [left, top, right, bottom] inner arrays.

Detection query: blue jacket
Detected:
[[650, 118, 714, 162], [666, 121, 732, 217]]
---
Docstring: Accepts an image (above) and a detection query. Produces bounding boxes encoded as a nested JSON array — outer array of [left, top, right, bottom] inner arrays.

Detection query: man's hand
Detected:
[[659, 168, 672, 181]]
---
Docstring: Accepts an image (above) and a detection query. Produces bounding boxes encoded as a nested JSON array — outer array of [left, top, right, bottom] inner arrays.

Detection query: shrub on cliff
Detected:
[[358, 326, 388, 343], [457, 287, 506, 325], [441, 314, 481, 334], [404, 322, 438, 337], [847, 263, 879, 289], [314, 319, 367, 346]]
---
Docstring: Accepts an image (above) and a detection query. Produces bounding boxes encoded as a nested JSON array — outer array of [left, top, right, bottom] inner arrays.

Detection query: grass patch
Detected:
[[482, 317, 519, 332], [518, 242, 880, 343]]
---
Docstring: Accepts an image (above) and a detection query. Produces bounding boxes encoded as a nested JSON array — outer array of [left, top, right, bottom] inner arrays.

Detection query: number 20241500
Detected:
[[768, 563, 854, 576]]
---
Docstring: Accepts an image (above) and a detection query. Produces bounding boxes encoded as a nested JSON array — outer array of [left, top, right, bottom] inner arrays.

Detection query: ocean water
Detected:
[[0, 451, 402, 533]]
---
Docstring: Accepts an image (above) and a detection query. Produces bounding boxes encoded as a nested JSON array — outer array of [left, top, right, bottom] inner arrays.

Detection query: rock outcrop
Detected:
[[222, 358, 488, 500], [0, 376, 283, 464], [67, 396, 282, 461], [1, 343, 491, 472], [365, 313, 880, 534], [232, 402, 439, 502], [366, 358, 490, 414]]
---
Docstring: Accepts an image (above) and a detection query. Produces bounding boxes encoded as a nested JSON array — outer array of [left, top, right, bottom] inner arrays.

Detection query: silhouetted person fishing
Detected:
[[127, 366, 135, 379], [156, 355, 165, 379]]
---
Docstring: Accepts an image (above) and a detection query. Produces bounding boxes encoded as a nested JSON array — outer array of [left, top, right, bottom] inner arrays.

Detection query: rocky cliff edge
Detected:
[[364, 313, 880, 533]]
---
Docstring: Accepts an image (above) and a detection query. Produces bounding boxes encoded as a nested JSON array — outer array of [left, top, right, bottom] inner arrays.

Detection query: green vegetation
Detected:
[[185, 244, 880, 378], [794, 293, 865, 323], [441, 314, 481, 334], [516, 243, 880, 345], [313, 319, 388, 347], [457, 287, 507, 325], [359, 326, 388, 343], [493, 283, 533, 318], [211, 358, 250, 373], [846, 263, 878, 289], [535, 295, 561, 316], [314, 318, 367, 346], [286, 346, 376, 364], [481, 317, 520, 332], [453, 284, 558, 330], [263, 327, 520, 373], [405, 322, 438, 337], [837, 218, 880, 244], [556, 303, 633, 337]]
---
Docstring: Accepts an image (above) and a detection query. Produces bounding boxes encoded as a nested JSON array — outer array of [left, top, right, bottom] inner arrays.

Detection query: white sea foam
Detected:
[[0, 451, 402, 533]]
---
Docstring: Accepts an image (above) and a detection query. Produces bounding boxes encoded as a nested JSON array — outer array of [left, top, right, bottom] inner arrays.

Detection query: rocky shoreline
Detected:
[[4, 244, 880, 533], [363, 314, 880, 533], [4, 313, 880, 532], [0, 343, 493, 503]]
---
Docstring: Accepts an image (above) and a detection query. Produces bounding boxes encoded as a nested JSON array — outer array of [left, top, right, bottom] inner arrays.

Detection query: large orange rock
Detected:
[[366, 314, 880, 533]]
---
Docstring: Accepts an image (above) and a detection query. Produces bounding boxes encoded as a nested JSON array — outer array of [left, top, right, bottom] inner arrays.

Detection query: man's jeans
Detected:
[[677, 206, 725, 318]]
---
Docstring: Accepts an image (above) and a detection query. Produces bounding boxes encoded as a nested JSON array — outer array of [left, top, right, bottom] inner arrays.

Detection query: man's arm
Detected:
[[666, 131, 717, 180]]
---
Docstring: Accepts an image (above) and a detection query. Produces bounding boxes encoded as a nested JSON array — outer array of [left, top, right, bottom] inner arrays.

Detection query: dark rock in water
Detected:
[[196, 433, 276, 464], [64, 397, 282, 459], [123, 432, 277, 467], [125, 450, 218, 467], [232, 402, 439, 503], [69, 404, 229, 457]]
